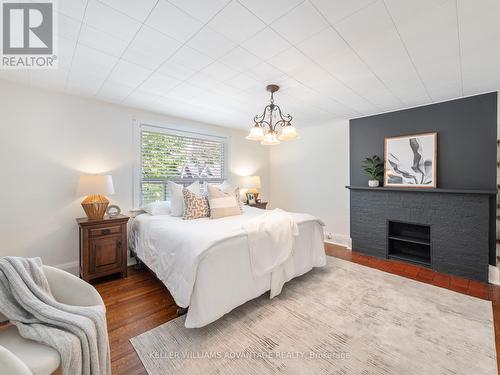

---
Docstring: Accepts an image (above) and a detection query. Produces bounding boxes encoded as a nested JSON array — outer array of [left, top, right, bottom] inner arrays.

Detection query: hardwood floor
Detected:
[[93, 244, 500, 375]]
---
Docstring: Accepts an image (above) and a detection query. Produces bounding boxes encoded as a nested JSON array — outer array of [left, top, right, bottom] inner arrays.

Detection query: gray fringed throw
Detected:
[[0, 257, 111, 375]]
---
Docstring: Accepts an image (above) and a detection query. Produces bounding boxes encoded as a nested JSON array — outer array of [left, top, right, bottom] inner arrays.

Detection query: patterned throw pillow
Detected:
[[182, 188, 209, 220], [207, 184, 242, 219]]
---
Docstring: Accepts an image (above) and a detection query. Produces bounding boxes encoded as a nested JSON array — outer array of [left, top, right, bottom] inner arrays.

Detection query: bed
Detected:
[[129, 206, 326, 328]]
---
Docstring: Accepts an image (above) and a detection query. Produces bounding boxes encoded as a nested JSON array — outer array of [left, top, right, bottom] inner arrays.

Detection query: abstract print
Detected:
[[385, 133, 437, 187]]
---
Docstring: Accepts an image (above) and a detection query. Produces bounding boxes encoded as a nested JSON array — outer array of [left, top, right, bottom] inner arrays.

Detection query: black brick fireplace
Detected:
[[347, 186, 495, 282]]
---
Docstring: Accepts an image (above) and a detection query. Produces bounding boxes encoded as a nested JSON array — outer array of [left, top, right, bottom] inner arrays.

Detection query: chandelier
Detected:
[[246, 84, 299, 145]]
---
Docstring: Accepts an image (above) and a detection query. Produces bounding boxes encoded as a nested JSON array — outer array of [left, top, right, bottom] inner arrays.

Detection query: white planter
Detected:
[[368, 180, 380, 187]]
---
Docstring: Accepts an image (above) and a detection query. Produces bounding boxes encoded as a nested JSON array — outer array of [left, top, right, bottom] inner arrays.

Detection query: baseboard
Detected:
[[489, 265, 500, 285], [324, 232, 352, 249], [53, 260, 79, 276]]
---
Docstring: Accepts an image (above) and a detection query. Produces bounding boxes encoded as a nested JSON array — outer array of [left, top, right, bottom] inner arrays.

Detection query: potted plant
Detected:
[[362, 155, 384, 187]]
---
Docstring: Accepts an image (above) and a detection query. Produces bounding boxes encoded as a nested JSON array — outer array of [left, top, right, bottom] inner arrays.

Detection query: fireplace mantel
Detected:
[[346, 186, 496, 195]]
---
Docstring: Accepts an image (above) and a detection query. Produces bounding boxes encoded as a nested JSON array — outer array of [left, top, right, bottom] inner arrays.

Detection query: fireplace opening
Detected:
[[387, 220, 431, 267]]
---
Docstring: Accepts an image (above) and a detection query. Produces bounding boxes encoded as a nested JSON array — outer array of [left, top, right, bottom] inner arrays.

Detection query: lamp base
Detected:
[[81, 194, 109, 220]]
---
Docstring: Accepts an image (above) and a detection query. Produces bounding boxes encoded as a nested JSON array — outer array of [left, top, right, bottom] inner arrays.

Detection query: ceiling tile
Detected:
[[157, 46, 214, 80], [310, 0, 377, 25], [218, 47, 262, 72], [238, 0, 304, 24], [71, 44, 118, 79], [335, 1, 429, 105], [267, 47, 310, 75], [272, 2, 328, 45], [187, 27, 236, 59], [458, 0, 500, 94], [209, 81, 243, 97], [291, 64, 375, 113], [208, 1, 266, 44], [299, 27, 400, 108], [198, 61, 239, 82], [57, 38, 77, 71], [67, 70, 106, 96], [383, 0, 448, 24], [78, 24, 129, 58], [122, 26, 182, 70], [107, 60, 153, 87], [296, 27, 344, 61], [146, 0, 203, 43], [186, 71, 220, 90], [165, 82, 205, 99], [84, 0, 141, 41], [56, 13, 81, 42], [242, 27, 290, 59], [97, 80, 135, 101], [59, 0, 87, 20], [225, 73, 262, 91], [246, 62, 288, 84], [124, 89, 162, 107], [98, 0, 157, 22], [168, 0, 230, 23], [139, 72, 182, 96], [385, 0, 461, 100]]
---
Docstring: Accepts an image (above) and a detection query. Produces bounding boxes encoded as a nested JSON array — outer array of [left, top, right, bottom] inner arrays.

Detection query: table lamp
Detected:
[[241, 175, 261, 200], [77, 175, 115, 220]]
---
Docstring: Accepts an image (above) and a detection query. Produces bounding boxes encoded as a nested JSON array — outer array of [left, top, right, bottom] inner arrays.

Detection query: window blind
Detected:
[[140, 129, 226, 205]]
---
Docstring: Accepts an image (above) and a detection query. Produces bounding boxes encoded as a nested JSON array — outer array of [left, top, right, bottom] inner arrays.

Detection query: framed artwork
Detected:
[[246, 192, 256, 205], [384, 132, 437, 188]]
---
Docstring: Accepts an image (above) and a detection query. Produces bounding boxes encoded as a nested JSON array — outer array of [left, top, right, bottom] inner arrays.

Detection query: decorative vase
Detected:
[[368, 180, 379, 187]]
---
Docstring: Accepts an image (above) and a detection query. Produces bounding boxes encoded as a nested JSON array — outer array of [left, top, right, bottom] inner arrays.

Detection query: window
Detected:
[[138, 125, 227, 205]]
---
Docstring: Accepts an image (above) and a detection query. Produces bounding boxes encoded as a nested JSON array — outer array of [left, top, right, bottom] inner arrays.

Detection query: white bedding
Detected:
[[130, 206, 326, 328]]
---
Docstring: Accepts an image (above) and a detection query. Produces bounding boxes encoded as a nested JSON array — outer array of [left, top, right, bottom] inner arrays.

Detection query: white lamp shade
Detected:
[[261, 131, 280, 145], [77, 175, 115, 196], [279, 124, 299, 141], [240, 175, 261, 190], [246, 126, 265, 140]]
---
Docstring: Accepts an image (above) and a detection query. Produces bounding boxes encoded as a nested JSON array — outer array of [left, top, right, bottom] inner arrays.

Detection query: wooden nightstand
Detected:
[[77, 214, 129, 282], [247, 201, 268, 210]]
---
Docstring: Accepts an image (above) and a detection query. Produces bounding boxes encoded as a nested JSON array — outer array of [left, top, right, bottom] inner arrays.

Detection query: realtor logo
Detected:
[[1, 0, 57, 69]]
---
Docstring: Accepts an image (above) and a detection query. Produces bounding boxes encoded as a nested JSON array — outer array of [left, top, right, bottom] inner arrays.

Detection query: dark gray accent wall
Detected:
[[348, 93, 498, 268], [350, 92, 497, 190]]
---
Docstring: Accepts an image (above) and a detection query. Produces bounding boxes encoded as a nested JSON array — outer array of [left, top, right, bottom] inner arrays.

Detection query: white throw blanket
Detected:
[[242, 209, 299, 297], [0, 257, 111, 375]]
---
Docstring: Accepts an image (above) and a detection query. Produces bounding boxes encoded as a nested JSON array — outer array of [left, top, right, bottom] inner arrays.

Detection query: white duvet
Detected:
[[130, 206, 326, 327]]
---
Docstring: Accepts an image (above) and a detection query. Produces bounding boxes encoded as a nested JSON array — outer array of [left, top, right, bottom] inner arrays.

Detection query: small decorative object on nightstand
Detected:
[[77, 214, 129, 282], [247, 201, 268, 210], [241, 175, 262, 201]]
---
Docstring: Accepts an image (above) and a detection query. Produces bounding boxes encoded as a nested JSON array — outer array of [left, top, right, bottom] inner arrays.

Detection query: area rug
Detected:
[[131, 256, 497, 374]]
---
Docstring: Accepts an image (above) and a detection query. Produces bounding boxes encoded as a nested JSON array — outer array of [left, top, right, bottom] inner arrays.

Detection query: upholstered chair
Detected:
[[0, 265, 105, 375]]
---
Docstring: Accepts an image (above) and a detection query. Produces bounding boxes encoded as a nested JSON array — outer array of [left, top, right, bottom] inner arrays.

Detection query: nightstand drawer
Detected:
[[89, 225, 121, 237]]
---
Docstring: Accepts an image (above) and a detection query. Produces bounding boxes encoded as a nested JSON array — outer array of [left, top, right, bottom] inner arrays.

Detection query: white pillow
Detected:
[[142, 201, 171, 216], [168, 181, 200, 217]]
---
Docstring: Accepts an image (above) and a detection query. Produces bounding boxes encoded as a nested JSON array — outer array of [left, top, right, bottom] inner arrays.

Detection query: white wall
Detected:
[[0, 80, 269, 272], [269, 120, 350, 246]]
